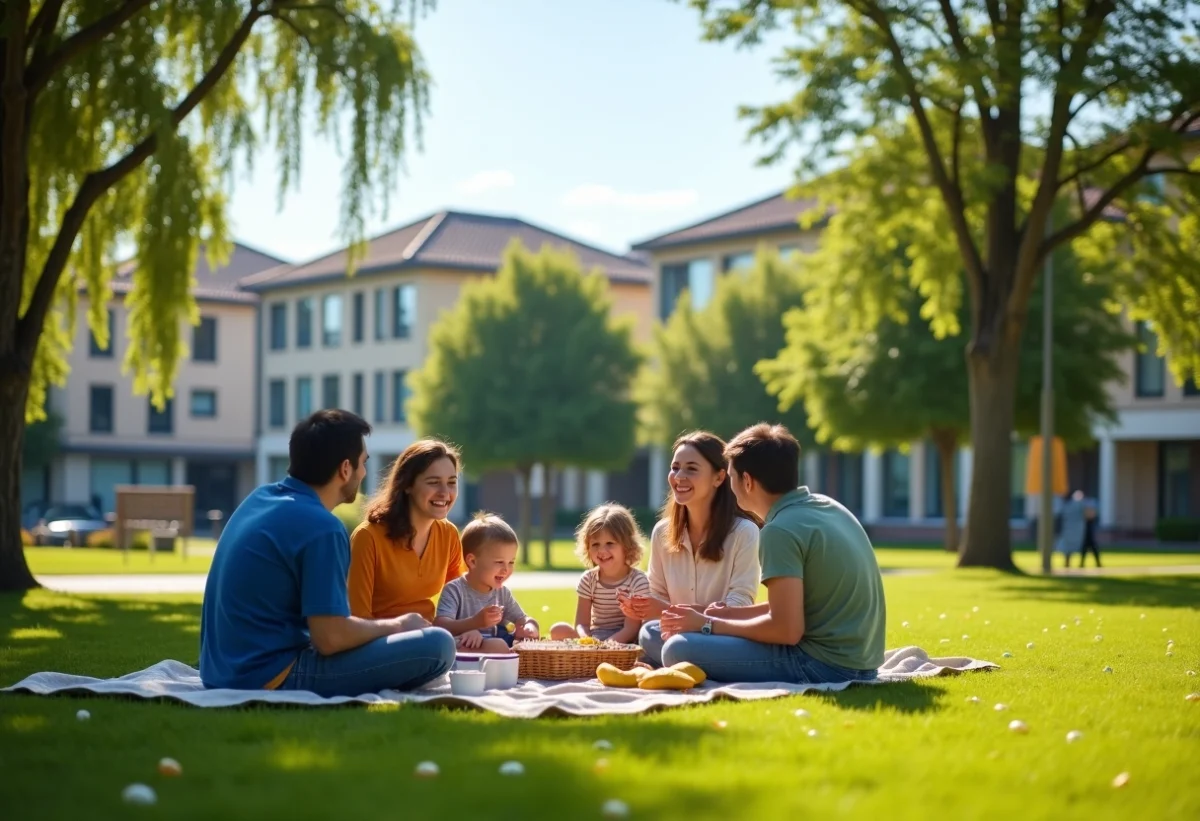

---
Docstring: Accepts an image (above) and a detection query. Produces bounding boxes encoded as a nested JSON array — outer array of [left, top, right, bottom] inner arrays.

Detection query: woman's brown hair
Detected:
[[364, 439, 461, 544], [660, 431, 755, 562]]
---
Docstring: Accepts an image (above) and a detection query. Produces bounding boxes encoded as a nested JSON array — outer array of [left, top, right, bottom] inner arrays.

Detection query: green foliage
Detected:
[[12, 0, 433, 419], [638, 247, 813, 448], [21, 411, 62, 471], [333, 494, 365, 536], [759, 196, 1136, 454], [1155, 517, 1200, 543], [408, 239, 642, 476]]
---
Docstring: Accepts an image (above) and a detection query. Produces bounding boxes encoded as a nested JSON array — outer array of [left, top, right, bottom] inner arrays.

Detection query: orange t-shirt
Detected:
[[347, 519, 466, 621]]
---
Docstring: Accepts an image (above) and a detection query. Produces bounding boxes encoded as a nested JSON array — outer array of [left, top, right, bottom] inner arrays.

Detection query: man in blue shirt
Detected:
[[199, 409, 456, 696]]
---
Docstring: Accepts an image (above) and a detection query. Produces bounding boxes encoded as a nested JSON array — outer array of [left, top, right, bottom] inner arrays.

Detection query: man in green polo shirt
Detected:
[[660, 423, 886, 683]]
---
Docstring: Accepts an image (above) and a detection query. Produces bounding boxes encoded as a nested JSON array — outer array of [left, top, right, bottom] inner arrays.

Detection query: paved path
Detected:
[[34, 564, 1196, 596]]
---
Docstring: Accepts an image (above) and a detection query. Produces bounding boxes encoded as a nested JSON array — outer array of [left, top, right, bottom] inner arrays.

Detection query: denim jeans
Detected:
[[661, 632, 878, 685], [279, 627, 456, 697], [638, 620, 666, 667]]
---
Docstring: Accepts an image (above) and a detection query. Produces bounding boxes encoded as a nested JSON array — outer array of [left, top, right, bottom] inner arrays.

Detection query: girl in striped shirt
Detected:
[[550, 504, 650, 643]]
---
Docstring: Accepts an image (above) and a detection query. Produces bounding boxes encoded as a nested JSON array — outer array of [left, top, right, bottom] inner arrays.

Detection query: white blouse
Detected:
[[646, 516, 761, 608]]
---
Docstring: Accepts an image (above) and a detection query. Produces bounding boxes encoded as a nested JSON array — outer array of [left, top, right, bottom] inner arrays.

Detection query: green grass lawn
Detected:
[[24, 540, 1200, 576], [2, 570, 1198, 819]]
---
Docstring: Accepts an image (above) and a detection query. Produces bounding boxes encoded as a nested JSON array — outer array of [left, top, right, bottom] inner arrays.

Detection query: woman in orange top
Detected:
[[348, 439, 466, 621]]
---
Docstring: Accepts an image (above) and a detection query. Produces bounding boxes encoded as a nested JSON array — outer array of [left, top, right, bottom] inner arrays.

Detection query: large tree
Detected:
[[408, 239, 642, 566], [690, 0, 1200, 568], [638, 247, 813, 449], [0, 1, 432, 591], [758, 224, 1134, 552]]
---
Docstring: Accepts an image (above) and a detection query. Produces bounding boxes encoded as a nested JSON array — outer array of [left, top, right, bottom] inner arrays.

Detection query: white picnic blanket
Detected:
[[3, 646, 996, 718]]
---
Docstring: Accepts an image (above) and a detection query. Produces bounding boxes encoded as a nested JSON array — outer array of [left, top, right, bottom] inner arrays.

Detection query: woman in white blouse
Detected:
[[618, 431, 761, 666]]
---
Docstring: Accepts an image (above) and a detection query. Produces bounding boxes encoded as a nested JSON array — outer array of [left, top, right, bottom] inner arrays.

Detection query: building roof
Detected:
[[630, 190, 821, 252], [111, 242, 285, 304], [240, 210, 652, 292]]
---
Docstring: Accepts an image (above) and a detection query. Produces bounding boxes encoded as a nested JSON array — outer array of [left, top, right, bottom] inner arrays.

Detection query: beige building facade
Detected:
[[23, 244, 282, 531], [242, 210, 654, 527]]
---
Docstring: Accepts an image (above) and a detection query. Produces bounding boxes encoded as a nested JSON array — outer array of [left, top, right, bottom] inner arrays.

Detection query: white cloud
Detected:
[[565, 220, 605, 242], [457, 169, 516, 195], [561, 184, 698, 211]]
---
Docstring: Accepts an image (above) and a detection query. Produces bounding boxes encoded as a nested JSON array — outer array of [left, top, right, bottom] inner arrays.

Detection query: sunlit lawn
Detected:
[[2, 569, 1198, 820], [24, 541, 1200, 576]]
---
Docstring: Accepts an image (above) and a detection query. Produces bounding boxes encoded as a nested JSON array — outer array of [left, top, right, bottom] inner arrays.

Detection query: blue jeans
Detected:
[[279, 627, 456, 697], [638, 620, 666, 666], [661, 632, 878, 685]]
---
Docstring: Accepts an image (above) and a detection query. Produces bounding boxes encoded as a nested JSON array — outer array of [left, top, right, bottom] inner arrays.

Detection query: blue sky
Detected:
[[226, 0, 797, 263]]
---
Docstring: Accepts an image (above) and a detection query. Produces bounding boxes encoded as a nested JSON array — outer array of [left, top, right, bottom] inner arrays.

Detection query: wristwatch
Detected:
[[701, 619, 713, 635]]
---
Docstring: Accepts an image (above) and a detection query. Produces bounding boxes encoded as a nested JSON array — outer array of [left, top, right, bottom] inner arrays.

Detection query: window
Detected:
[[268, 379, 286, 428], [374, 288, 386, 341], [322, 294, 343, 347], [190, 389, 217, 418], [322, 374, 341, 410], [882, 450, 910, 517], [924, 444, 958, 518], [269, 303, 287, 350], [392, 284, 416, 339], [352, 373, 364, 416], [193, 316, 217, 362], [147, 398, 174, 435], [352, 292, 365, 343], [296, 376, 313, 420], [722, 252, 755, 273], [659, 259, 715, 318], [374, 371, 385, 422], [1160, 443, 1193, 518], [89, 386, 114, 433], [89, 309, 115, 358], [296, 297, 314, 348], [391, 370, 408, 423], [1134, 321, 1165, 397]]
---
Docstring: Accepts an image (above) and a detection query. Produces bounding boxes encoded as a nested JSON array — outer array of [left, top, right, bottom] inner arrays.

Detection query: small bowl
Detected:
[[448, 670, 486, 697]]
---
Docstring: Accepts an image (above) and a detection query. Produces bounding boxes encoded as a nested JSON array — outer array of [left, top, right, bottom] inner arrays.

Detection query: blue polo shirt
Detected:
[[199, 477, 351, 689]]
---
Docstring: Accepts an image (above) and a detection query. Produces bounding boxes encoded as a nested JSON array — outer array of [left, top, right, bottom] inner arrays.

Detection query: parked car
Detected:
[[30, 504, 108, 547]]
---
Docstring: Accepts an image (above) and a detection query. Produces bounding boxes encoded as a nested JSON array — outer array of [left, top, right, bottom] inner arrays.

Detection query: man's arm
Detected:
[[308, 613, 427, 656], [707, 577, 805, 645], [706, 602, 771, 619], [432, 611, 490, 637]]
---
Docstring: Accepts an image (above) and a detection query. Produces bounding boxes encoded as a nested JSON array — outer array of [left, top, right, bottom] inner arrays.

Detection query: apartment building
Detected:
[[24, 243, 283, 528], [631, 190, 1200, 538], [240, 209, 653, 525]]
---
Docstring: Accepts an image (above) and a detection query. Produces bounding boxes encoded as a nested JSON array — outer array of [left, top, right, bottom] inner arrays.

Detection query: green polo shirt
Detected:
[[759, 487, 886, 671]]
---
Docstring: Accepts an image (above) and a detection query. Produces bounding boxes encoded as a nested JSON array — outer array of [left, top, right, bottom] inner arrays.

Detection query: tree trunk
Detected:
[[0, 366, 39, 592], [931, 428, 960, 553], [540, 465, 556, 569], [515, 464, 532, 565], [957, 341, 1021, 571]]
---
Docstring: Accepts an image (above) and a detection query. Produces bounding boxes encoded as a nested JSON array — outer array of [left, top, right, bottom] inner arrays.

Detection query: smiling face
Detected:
[[407, 456, 458, 521], [668, 443, 725, 510], [466, 540, 518, 589], [587, 528, 629, 576]]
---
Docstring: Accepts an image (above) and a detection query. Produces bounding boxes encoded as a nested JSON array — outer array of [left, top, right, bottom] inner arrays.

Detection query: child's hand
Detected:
[[517, 622, 539, 639], [476, 605, 504, 628], [457, 630, 483, 650]]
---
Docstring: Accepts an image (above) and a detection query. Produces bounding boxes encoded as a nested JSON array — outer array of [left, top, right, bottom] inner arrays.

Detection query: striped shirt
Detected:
[[576, 567, 651, 633]]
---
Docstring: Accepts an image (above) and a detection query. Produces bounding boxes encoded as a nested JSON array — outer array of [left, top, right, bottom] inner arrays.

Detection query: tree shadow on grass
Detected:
[[994, 573, 1200, 611]]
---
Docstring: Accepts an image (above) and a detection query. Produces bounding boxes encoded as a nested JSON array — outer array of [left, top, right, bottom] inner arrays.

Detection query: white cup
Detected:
[[455, 652, 520, 690], [448, 670, 486, 696]]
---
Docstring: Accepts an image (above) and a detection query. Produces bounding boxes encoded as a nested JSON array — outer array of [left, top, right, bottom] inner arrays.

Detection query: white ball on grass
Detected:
[[1066, 730, 1083, 743], [122, 784, 157, 805], [75, 709, 90, 721], [498, 760, 525, 776], [602, 799, 630, 818]]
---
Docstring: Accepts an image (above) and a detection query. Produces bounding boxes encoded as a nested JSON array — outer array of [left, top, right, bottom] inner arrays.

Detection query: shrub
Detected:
[[86, 529, 152, 550], [20, 528, 33, 546], [1155, 517, 1200, 543]]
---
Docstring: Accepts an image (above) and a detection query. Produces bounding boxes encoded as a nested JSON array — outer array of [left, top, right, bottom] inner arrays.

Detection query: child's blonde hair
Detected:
[[461, 511, 518, 557], [574, 503, 645, 568]]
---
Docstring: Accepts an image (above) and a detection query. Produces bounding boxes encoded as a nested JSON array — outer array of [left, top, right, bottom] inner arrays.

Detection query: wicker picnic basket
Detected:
[[513, 639, 643, 680]]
